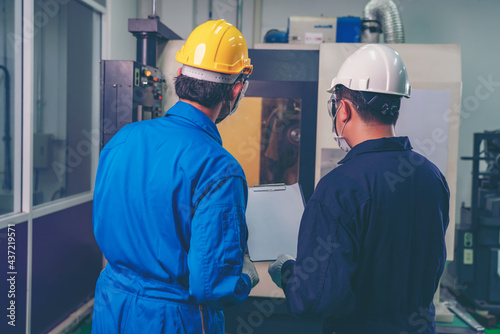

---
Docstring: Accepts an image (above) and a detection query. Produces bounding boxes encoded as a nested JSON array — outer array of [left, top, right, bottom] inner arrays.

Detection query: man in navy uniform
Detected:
[[269, 44, 449, 334]]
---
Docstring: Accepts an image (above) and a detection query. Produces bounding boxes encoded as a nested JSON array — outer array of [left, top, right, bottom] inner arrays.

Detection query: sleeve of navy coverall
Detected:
[[282, 195, 366, 319], [188, 175, 252, 309]]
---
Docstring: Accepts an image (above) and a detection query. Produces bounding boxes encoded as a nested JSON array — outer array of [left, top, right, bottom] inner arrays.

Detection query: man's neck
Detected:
[[179, 99, 221, 123], [348, 124, 396, 147]]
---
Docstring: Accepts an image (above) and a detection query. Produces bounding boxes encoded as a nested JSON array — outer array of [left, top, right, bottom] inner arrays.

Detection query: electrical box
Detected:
[[100, 60, 165, 149], [288, 16, 337, 44], [33, 133, 53, 169], [287, 16, 361, 45]]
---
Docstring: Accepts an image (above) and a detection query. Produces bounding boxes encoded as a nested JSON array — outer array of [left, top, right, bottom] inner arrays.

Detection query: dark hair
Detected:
[[175, 74, 233, 108], [335, 85, 402, 125]]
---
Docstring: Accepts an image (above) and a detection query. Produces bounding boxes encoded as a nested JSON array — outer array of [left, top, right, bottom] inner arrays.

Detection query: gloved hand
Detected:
[[242, 254, 260, 289], [268, 254, 295, 289]]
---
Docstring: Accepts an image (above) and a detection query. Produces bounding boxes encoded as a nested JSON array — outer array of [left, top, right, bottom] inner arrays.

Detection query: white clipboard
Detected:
[[246, 183, 305, 261]]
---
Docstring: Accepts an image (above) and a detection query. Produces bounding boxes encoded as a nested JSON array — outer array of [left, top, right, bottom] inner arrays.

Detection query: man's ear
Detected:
[[231, 82, 244, 101], [337, 100, 352, 123], [177, 67, 182, 76]]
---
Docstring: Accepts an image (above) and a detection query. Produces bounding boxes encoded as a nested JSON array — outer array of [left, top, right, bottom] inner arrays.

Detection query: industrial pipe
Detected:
[[236, 0, 243, 32], [253, 0, 262, 45], [362, 0, 405, 43]]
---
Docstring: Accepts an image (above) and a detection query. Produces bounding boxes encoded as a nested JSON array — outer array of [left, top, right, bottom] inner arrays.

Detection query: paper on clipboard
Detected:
[[246, 183, 305, 261]]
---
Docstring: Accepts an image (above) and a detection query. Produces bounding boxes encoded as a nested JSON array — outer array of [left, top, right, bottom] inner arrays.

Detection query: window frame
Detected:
[[0, 0, 106, 228], [0, 2, 107, 331]]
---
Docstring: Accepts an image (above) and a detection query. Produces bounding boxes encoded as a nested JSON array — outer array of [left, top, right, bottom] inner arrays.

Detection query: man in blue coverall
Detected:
[[269, 44, 450, 334], [92, 20, 259, 333]]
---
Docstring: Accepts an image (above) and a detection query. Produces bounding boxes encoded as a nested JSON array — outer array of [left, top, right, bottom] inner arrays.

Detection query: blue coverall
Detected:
[[281, 137, 450, 334], [92, 101, 252, 333]]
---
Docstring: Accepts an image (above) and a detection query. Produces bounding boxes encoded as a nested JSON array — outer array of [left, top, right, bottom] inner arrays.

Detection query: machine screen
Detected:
[[218, 97, 302, 187]]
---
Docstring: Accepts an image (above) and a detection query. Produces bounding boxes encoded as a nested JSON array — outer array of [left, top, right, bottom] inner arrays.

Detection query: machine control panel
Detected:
[[100, 60, 166, 149]]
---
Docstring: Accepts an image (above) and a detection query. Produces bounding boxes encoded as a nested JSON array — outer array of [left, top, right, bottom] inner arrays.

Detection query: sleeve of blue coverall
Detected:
[[282, 198, 367, 319], [188, 175, 252, 309]]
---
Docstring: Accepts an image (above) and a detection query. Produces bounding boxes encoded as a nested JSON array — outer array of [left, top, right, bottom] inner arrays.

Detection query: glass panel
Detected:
[[93, 0, 106, 6], [33, 0, 98, 205], [0, 0, 16, 215], [217, 97, 302, 186]]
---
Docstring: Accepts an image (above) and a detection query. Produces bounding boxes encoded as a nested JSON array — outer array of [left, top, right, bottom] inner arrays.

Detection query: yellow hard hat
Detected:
[[176, 19, 252, 83]]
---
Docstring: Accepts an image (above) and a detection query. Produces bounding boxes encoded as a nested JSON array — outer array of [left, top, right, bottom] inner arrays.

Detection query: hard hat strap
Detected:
[[360, 91, 401, 115], [181, 65, 242, 84]]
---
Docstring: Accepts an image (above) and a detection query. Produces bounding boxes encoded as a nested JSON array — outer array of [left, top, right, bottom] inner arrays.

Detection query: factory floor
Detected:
[[69, 316, 92, 334], [69, 316, 500, 334]]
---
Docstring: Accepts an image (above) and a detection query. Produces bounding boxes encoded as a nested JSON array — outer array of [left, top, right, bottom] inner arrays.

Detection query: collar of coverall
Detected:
[[165, 101, 223, 146], [338, 136, 412, 164]]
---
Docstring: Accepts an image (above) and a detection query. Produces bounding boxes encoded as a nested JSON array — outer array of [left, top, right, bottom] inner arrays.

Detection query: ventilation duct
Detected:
[[362, 0, 405, 43]]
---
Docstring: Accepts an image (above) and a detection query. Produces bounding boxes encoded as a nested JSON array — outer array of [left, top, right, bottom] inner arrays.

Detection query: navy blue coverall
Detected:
[[92, 101, 252, 333], [281, 137, 449, 334]]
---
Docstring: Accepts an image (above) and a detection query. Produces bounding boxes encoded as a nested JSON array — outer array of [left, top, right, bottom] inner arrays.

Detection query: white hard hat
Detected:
[[328, 44, 411, 98]]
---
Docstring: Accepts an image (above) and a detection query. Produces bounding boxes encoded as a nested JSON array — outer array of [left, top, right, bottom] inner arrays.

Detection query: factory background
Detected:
[[0, 0, 499, 333]]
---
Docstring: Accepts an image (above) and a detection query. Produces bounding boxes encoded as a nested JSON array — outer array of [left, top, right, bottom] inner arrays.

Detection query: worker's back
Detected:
[[283, 136, 449, 334], [341, 138, 447, 333], [92, 101, 251, 333], [94, 102, 242, 284]]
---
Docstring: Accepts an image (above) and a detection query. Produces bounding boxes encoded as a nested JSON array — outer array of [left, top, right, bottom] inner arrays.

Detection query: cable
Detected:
[[0, 65, 12, 190], [1, 0, 13, 191], [2, 0, 7, 67], [1, 0, 12, 191]]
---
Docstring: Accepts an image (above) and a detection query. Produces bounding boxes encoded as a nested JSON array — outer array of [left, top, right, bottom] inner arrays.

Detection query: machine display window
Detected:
[[218, 97, 302, 187]]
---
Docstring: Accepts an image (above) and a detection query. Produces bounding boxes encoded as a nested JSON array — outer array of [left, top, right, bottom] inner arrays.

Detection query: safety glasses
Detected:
[[327, 89, 359, 119], [327, 92, 337, 119]]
